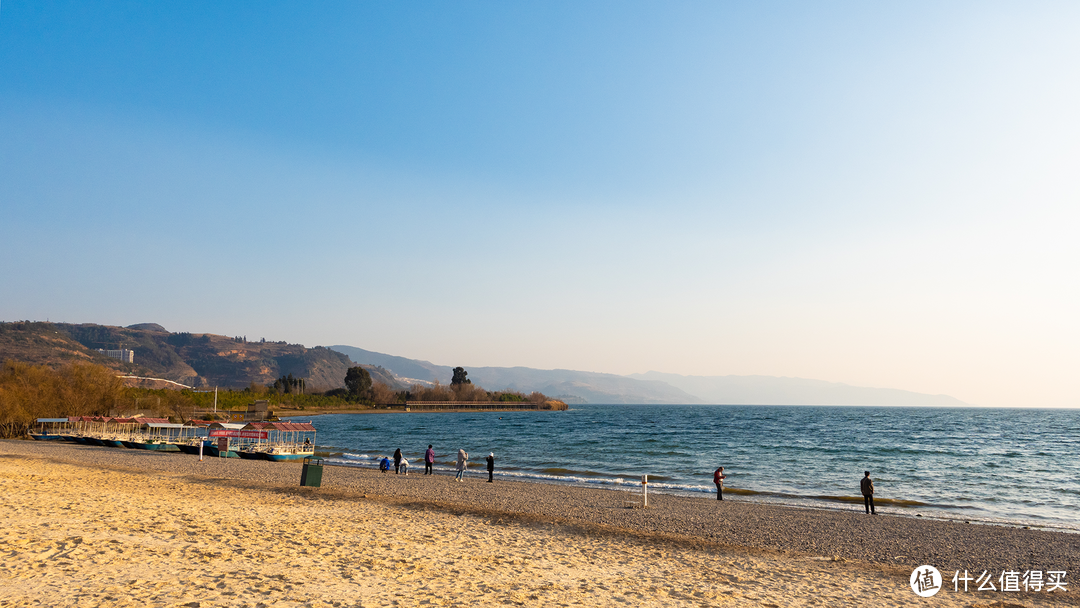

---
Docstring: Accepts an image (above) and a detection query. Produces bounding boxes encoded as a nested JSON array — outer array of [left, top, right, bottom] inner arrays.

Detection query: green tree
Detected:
[[451, 367, 470, 386], [344, 366, 372, 397], [271, 373, 305, 394]]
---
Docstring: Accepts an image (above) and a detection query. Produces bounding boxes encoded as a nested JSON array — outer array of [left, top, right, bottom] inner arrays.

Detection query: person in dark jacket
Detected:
[[393, 448, 403, 474], [861, 471, 875, 514], [486, 453, 495, 483], [425, 445, 435, 475]]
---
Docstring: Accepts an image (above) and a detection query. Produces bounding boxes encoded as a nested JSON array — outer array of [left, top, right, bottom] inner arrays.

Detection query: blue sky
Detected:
[[2, 1, 1078, 406]]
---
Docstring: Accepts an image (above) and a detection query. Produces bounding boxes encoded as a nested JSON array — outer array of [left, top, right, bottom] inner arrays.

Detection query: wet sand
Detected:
[[1, 439, 1076, 607]]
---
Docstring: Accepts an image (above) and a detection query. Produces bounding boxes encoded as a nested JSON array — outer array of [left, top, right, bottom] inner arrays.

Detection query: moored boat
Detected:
[[178, 439, 213, 455], [237, 446, 269, 459], [263, 444, 316, 461], [205, 443, 240, 458], [30, 418, 71, 441], [244, 421, 317, 461], [142, 440, 181, 451]]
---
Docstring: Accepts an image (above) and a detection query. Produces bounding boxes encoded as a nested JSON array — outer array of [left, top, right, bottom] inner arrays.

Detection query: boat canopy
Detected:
[[245, 422, 316, 432], [208, 422, 247, 430]]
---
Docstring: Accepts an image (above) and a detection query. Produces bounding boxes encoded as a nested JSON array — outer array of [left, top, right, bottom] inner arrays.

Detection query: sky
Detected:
[[1, 1, 1078, 407]]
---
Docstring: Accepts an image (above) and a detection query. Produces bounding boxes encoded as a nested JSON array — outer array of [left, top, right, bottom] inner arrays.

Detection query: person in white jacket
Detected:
[[455, 449, 468, 481]]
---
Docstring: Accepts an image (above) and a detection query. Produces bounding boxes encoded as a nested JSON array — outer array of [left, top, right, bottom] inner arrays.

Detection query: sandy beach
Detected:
[[1, 440, 1076, 607]]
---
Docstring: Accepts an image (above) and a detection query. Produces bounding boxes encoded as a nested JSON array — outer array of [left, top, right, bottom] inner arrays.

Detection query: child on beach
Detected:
[[400, 457, 409, 476], [380, 457, 391, 473]]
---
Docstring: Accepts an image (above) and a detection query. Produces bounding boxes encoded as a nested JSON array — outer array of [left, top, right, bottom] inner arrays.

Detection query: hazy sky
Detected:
[[2, 2, 1078, 407]]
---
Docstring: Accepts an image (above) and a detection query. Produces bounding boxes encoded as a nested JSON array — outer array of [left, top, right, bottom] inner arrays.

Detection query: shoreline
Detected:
[[315, 456, 1080, 535], [2, 439, 1077, 606], [275, 406, 562, 416], [4, 440, 1079, 572]]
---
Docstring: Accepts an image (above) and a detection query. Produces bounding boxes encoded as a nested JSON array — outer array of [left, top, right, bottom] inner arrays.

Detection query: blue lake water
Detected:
[[288, 404, 1080, 531]]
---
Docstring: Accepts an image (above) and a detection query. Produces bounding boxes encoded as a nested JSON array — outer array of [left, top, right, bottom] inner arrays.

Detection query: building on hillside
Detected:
[[97, 348, 135, 363], [227, 400, 274, 423]]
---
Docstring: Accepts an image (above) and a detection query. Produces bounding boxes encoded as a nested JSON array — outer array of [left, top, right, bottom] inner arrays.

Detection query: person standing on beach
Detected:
[[425, 445, 435, 475], [486, 452, 495, 483], [861, 471, 875, 514], [455, 449, 468, 481], [400, 457, 409, 476], [393, 448, 403, 474], [713, 466, 727, 501]]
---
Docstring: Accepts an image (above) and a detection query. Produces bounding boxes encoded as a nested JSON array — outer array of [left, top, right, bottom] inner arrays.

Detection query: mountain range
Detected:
[[0, 321, 965, 405], [329, 345, 965, 406]]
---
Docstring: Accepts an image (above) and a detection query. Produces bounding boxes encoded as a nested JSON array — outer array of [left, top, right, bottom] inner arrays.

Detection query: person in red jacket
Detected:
[[713, 466, 727, 501]]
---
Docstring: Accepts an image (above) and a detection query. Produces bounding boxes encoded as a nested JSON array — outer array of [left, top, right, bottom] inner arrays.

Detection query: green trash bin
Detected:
[[300, 457, 323, 487]]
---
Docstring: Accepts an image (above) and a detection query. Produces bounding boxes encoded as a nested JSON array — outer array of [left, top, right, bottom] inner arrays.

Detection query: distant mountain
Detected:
[[329, 346, 448, 385], [126, 323, 168, 332], [331, 345, 966, 406], [3, 322, 965, 404], [628, 371, 966, 406], [330, 345, 701, 404]]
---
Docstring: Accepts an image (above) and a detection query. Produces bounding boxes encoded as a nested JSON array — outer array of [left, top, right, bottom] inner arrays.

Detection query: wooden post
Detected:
[[642, 474, 648, 507]]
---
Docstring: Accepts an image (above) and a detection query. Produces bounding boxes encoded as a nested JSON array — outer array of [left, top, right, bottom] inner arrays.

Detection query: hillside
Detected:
[[2, 322, 967, 404], [331, 345, 701, 404], [332, 345, 967, 406], [0, 322, 134, 374], [0, 322, 398, 391]]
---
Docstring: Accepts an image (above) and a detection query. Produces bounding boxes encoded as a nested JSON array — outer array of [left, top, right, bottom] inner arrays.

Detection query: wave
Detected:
[[326, 453, 952, 508], [541, 467, 673, 481]]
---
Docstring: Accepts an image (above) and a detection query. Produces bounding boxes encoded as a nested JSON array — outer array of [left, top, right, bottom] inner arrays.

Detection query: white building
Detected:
[[97, 349, 134, 363]]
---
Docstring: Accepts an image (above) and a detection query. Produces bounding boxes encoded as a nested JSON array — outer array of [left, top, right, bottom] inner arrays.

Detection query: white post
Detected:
[[198, 438, 204, 462], [642, 474, 648, 508]]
